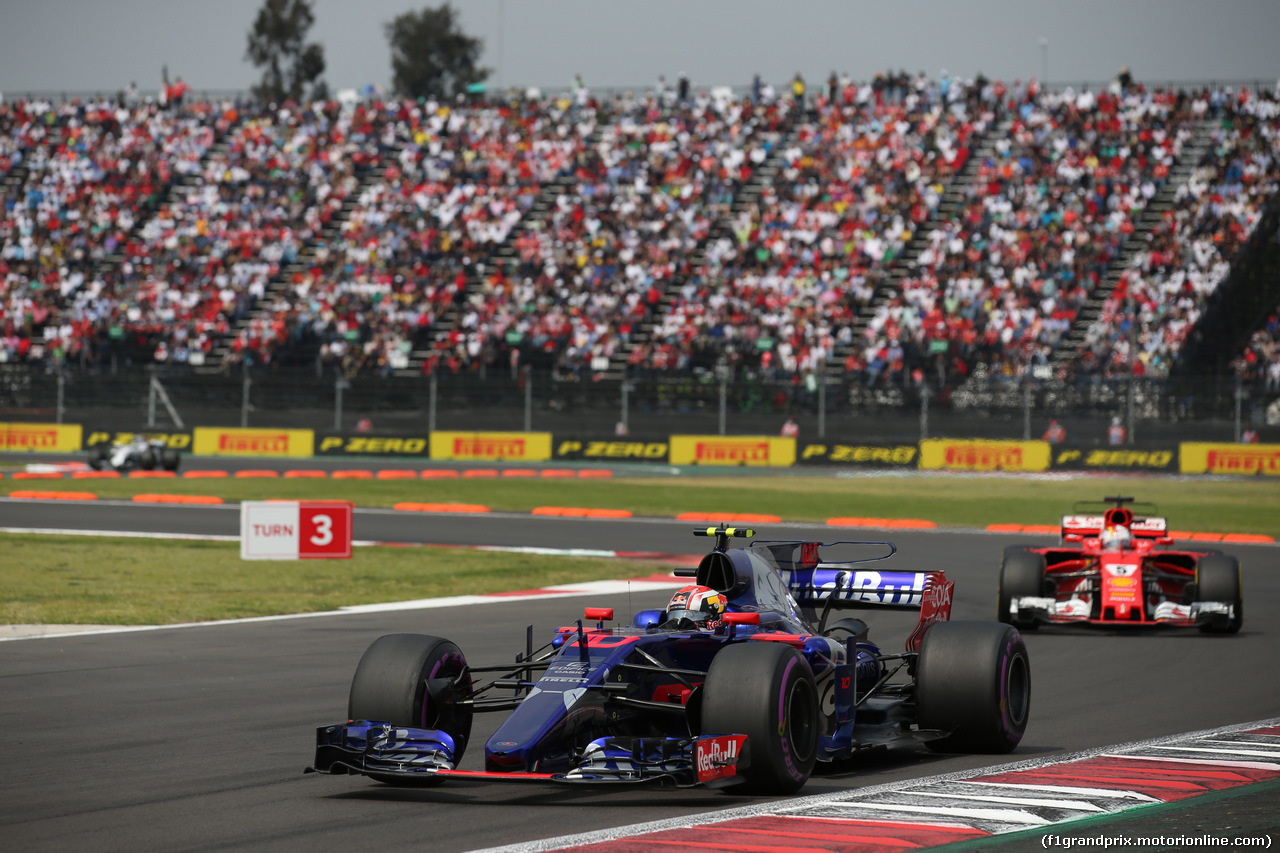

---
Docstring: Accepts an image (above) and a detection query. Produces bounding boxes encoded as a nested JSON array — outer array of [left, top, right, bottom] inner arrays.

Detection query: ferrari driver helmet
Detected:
[[665, 585, 727, 629], [1100, 523, 1132, 549]]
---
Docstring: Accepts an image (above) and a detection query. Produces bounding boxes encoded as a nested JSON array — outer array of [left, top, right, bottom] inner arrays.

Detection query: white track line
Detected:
[[465, 716, 1280, 853]]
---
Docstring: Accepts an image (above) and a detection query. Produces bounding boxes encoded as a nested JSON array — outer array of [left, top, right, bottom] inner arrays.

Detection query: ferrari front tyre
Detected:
[[160, 448, 180, 472], [997, 546, 1046, 629], [917, 621, 1030, 753], [1196, 555, 1243, 634], [89, 446, 108, 471], [701, 641, 818, 794], [348, 634, 474, 770]]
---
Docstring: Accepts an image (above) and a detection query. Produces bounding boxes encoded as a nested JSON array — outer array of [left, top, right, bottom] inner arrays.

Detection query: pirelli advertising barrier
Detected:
[[0, 422, 83, 453], [554, 438, 670, 462], [84, 429, 192, 449], [1180, 442, 1280, 476], [920, 439, 1051, 472], [316, 432, 430, 456], [798, 443, 919, 467], [1050, 444, 1178, 472], [669, 435, 795, 467], [192, 427, 315, 458], [429, 431, 552, 462]]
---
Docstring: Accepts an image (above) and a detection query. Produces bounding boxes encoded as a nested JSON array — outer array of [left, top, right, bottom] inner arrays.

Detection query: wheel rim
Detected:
[[1005, 651, 1030, 728], [786, 678, 818, 762]]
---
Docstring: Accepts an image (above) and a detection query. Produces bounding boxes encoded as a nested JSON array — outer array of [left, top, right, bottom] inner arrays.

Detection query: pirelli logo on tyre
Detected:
[[0, 423, 83, 453], [920, 439, 1050, 472], [429, 431, 552, 462], [192, 427, 315, 458], [669, 436, 796, 467], [1180, 442, 1280, 476]]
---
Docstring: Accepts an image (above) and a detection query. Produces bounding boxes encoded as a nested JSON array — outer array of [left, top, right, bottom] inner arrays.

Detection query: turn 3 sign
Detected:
[[240, 501, 353, 560]]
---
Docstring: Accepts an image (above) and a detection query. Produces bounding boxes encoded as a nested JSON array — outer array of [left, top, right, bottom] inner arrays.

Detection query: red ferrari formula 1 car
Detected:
[[997, 497, 1242, 633]]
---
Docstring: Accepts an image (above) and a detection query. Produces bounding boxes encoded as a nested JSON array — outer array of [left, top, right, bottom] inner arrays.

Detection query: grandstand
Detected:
[[2, 74, 1278, 438]]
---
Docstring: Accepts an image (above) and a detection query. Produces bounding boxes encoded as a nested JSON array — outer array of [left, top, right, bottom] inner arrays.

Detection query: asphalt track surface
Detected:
[[2, 497, 1278, 852]]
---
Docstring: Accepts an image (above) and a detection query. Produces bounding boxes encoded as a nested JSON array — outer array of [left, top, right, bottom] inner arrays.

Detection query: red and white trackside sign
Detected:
[[240, 501, 353, 560]]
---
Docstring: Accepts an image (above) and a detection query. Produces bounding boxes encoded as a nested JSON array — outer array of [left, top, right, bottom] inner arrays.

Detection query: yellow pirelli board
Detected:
[[669, 435, 796, 467], [429, 431, 552, 462], [919, 439, 1050, 472], [0, 422, 83, 452], [192, 427, 315, 458], [1180, 442, 1280, 476]]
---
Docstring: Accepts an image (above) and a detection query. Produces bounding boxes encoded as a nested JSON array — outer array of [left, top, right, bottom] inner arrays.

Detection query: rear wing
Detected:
[[1060, 514, 1172, 544], [757, 540, 954, 652]]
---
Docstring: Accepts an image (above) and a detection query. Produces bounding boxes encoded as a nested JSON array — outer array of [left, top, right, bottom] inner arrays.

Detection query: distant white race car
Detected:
[[88, 436, 181, 472]]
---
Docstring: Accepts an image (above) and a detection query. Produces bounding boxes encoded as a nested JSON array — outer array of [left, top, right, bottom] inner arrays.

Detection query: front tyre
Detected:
[[917, 621, 1030, 753], [160, 448, 180, 472], [88, 446, 108, 471], [348, 634, 474, 771], [997, 547, 1046, 629], [701, 642, 818, 794], [1196, 555, 1243, 634]]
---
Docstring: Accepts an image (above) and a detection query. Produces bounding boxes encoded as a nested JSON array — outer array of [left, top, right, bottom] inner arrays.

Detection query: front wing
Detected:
[[307, 721, 749, 788], [1010, 597, 1236, 628]]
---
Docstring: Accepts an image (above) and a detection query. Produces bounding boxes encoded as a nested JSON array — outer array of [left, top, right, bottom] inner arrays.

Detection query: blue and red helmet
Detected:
[[665, 585, 727, 628]]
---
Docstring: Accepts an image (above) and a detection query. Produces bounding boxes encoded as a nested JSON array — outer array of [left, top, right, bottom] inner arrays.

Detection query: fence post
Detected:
[[56, 370, 65, 425], [1022, 380, 1031, 441], [620, 379, 629, 434], [334, 376, 348, 431], [524, 368, 532, 432], [919, 385, 930, 439], [147, 375, 158, 428], [429, 372, 437, 432], [718, 375, 727, 436], [241, 371, 251, 428], [818, 376, 826, 439], [1234, 374, 1244, 442]]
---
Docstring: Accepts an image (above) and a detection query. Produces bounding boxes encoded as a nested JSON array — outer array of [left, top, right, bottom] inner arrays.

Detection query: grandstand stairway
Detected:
[[1048, 117, 1221, 370], [823, 116, 1013, 379]]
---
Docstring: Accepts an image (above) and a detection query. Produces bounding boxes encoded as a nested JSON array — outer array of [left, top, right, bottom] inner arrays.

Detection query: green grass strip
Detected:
[[0, 533, 668, 626], [7, 474, 1277, 535]]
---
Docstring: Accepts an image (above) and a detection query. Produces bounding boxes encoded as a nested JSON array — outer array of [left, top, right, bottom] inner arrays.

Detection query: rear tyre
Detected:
[[917, 621, 1030, 753], [89, 446, 108, 471], [160, 448, 180, 472], [823, 617, 870, 644], [348, 634, 474, 778], [997, 547, 1046, 629], [701, 642, 818, 794], [1196, 555, 1243, 634], [139, 449, 157, 470]]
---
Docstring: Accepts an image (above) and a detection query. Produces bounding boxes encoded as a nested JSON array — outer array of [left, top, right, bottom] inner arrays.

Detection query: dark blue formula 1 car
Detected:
[[308, 526, 1031, 794]]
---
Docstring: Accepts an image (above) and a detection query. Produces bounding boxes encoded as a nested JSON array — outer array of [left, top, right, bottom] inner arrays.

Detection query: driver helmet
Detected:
[[665, 585, 727, 629], [1100, 524, 1132, 550]]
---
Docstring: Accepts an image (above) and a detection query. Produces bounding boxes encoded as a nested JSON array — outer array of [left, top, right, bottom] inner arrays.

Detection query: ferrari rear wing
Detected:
[[1060, 514, 1172, 544]]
